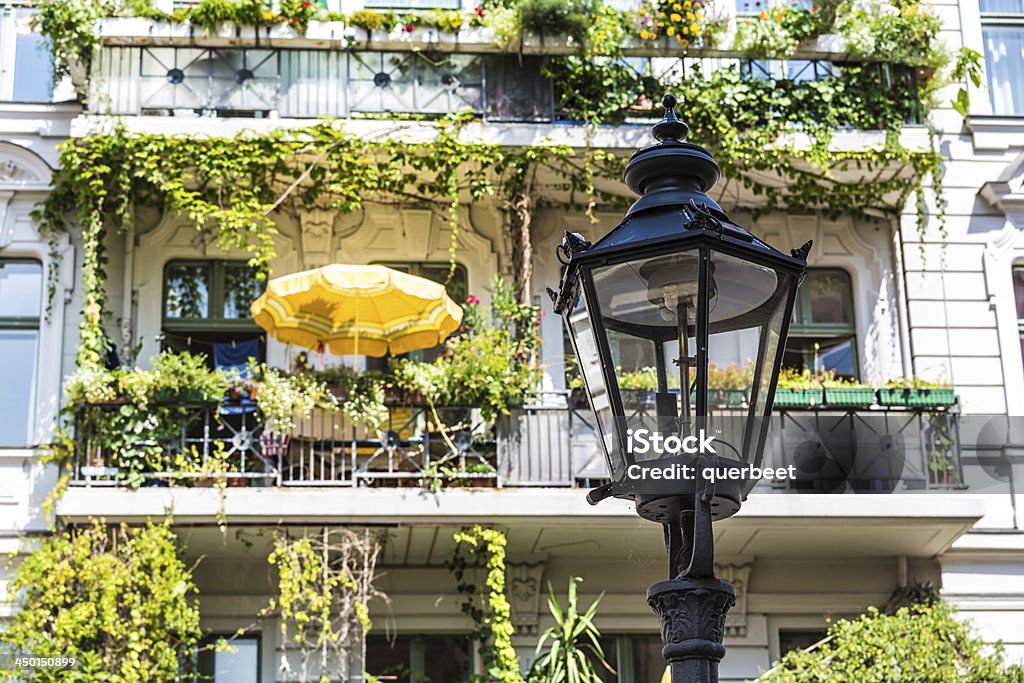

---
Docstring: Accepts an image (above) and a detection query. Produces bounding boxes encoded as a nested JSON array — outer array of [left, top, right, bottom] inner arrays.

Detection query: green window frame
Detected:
[[161, 260, 265, 362], [372, 261, 469, 305], [784, 267, 859, 378]]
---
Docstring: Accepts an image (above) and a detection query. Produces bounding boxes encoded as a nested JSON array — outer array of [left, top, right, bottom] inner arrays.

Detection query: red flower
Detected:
[[466, 294, 480, 305], [474, 6, 484, 14], [405, 23, 414, 31]]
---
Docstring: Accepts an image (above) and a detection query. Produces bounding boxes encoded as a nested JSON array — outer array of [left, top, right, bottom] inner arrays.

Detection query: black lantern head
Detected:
[[552, 94, 811, 523]]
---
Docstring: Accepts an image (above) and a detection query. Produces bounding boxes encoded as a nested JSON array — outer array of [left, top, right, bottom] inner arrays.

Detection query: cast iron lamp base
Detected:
[[648, 576, 736, 683]]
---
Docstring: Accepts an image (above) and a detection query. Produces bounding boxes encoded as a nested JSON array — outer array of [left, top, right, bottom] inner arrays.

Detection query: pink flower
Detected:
[[466, 294, 480, 305]]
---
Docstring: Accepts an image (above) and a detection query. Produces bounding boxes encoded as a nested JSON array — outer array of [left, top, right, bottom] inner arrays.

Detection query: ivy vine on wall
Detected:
[[448, 525, 524, 683]]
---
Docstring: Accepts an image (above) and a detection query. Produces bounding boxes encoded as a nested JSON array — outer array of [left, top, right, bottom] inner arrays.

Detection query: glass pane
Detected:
[[567, 293, 620, 478], [165, 263, 210, 319], [800, 269, 852, 326], [1013, 268, 1024, 320], [365, 635, 411, 679], [0, 261, 42, 318], [0, 330, 38, 446], [980, 0, 1024, 11], [422, 636, 471, 682], [213, 639, 259, 682], [783, 336, 857, 377], [223, 264, 263, 319], [13, 12, 54, 102], [984, 27, 1024, 115], [632, 635, 668, 683]]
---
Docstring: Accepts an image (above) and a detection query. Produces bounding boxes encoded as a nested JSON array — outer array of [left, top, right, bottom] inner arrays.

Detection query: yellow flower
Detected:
[[673, 2, 682, 9], [670, 12, 682, 21], [640, 29, 651, 39], [690, 21, 699, 32], [682, 25, 689, 33], [686, 10, 694, 19], [667, 25, 676, 34]]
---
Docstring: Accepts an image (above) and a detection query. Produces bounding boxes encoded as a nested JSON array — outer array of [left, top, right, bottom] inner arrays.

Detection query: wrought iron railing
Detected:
[[70, 392, 963, 492], [88, 47, 921, 125]]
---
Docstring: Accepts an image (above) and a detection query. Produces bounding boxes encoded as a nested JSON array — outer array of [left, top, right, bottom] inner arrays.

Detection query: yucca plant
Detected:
[[529, 577, 612, 683]]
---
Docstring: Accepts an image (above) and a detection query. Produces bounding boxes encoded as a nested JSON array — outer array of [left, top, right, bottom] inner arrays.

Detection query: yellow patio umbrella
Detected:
[[250, 264, 464, 356]]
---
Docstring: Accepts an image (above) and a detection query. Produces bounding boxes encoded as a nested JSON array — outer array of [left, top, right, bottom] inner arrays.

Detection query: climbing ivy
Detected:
[[266, 527, 386, 682], [448, 525, 524, 683]]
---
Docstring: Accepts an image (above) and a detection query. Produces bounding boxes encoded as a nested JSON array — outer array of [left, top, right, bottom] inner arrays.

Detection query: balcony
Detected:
[[87, 43, 921, 123], [69, 391, 965, 493]]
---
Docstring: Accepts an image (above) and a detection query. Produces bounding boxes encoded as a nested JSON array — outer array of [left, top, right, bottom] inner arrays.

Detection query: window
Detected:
[[192, 636, 260, 682], [778, 628, 827, 656], [162, 260, 265, 364], [0, 260, 42, 445], [783, 268, 858, 378], [364, 261, 467, 369], [981, 0, 1024, 115], [0, 8, 54, 101], [365, 635, 472, 681], [580, 634, 666, 683], [1011, 267, 1024, 367]]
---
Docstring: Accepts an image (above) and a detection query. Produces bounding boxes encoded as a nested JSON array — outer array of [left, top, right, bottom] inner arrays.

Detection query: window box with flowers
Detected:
[[773, 368, 824, 409], [877, 377, 956, 408], [821, 371, 875, 407]]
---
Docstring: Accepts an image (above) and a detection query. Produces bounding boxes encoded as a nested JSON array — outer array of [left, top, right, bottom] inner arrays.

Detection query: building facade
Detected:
[[2, 0, 1024, 679]]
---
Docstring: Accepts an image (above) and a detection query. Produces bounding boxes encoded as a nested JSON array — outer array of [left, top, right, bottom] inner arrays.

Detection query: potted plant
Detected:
[[773, 368, 823, 409], [878, 376, 956, 408], [617, 367, 659, 409], [151, 350, 227, 403], [707, 362, 752, 408], [822, 370, 876, 408]]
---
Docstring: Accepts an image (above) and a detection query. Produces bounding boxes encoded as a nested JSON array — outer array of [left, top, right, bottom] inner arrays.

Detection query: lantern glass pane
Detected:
[[566, 293, 620, 477], [700, 251, 797, 476]]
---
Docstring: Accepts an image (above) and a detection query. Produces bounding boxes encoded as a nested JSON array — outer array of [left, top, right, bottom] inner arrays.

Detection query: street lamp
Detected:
[[550, 94, 811, 683]]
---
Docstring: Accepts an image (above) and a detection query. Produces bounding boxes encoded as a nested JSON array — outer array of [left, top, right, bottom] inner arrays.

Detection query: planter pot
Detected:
[[227, 477, 250, 488], [773, 388, 822, 409], [813, 33, 846, 54], [621, 388, 656, 409], [710, 389, 748, 408], [823, 386, 876, 408], [877, 387, 956, 408]]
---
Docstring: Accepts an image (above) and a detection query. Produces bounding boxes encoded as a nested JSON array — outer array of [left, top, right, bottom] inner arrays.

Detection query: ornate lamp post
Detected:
[[550, 95, 811, 683]]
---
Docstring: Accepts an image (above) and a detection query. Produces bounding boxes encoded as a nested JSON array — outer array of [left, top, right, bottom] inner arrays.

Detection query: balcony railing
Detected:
[[88, 46, 919, 124], [70, 391, 963, 492]]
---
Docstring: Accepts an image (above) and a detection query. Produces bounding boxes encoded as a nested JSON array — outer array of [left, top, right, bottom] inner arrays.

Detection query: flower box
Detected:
[[772, 387, 822, 409], [823, 386, 876, 408], [709, 389, 748, 408], [877, 387, 956, 408]]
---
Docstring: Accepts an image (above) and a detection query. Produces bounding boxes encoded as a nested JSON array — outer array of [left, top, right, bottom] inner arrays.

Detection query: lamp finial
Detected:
[[652, 93, 689, 143]]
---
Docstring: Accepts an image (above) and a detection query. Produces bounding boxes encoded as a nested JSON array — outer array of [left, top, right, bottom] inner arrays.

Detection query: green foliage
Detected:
[[393, 277, 540, 422], [951, 47, 984, 118], [0, 520, 201, 682], [756, 601, 1024, 682], [267, 528, 385, 683], [252, 362, 337, 433], [189, 0, 237, 31], [528, 577, 611, 683], [279, 0, 316, 31], [449, 526, 524, 683], [29, 0, 111, 92], [516, 0, 591, 42]]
